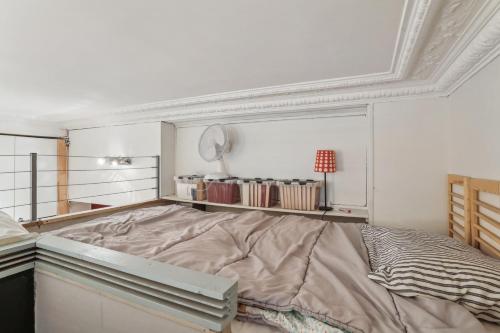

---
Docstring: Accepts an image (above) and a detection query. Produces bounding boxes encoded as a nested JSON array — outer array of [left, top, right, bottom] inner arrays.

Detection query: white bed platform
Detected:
[[0, 233, 238, 333]]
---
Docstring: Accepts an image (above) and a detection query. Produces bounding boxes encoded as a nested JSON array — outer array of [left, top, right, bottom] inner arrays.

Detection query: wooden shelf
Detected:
[[162, 195, 369, 219]]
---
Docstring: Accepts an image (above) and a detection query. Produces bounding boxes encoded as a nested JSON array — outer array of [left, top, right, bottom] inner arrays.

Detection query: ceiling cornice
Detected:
[[54, 0, 413, 121], [62, 83, 442, 128], [392, 0, 431, 78], [437, 5, 500, 94], [410, 0, 484, 79], [57, 0, 500, 128]]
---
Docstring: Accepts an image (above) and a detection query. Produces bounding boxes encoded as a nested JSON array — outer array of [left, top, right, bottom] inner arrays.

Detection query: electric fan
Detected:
[[198, 124, 232, 180]]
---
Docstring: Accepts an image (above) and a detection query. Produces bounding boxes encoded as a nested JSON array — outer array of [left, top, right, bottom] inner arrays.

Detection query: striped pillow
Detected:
[[360, 225, 500, 323]]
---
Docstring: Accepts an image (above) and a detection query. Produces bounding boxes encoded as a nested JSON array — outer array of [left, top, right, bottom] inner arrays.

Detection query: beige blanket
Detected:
[[51, 205, 490, 333], [0, 211, 37, 246]]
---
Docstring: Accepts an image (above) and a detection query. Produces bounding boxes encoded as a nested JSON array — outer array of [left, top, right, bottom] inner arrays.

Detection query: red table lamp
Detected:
[[314, 150, 336, 211]]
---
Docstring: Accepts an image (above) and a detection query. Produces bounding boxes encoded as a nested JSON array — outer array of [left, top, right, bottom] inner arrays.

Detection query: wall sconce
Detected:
[[96, 157, 132, 166]]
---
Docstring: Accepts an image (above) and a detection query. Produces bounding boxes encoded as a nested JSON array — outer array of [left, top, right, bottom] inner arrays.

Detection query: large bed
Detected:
[[11, 175, 500, 333], [44, 204, 498, 332]]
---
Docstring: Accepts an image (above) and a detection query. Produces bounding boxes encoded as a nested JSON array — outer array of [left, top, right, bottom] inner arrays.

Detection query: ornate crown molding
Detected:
[[110, 72, 397, 115], [393, 0, 432, 78], [62, 83, 441, 129], [56, 0, 499, 128], [51, 0, 427, 123], [159, 85, 439, 122], [436, 8, 500, 93], [411, 0, 483, 80]]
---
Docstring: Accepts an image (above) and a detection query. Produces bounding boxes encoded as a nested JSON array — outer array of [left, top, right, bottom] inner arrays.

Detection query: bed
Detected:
[[25, 175, 499, 333]]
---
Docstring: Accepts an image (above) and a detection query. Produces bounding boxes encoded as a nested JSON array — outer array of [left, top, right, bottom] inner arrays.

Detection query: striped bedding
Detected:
[[361, 225, 500, 323]]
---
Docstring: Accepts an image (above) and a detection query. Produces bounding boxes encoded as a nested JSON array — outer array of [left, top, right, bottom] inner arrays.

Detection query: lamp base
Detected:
[[318, 206, 333, 211]]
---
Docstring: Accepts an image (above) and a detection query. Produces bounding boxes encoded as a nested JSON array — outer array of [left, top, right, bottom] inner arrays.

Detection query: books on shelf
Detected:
[[239, 179, 279, 208], [205, 179, 240, 204], [276, 180, 322, 211], [174, 175, 323, 212]]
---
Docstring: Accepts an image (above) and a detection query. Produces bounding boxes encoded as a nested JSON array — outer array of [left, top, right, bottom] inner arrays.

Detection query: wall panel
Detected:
[[68, 122, 162, 206], [373, 98, 448, 234], [175, 109, 368, 207]]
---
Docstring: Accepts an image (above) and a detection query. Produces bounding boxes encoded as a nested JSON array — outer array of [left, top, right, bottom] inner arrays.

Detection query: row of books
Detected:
[[174, 176, 324, 211], [240, 180, 279, 208], [277, 180, 322, 211], [205, 180, 240, 204], [173, 175, 205, 200]]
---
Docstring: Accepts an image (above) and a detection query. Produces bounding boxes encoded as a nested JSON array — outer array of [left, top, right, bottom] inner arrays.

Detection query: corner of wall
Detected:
[[161, 122, 176, 196]]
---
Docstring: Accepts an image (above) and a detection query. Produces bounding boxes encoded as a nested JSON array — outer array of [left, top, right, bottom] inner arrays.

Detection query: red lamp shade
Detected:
[[314, 150, 336, 173]]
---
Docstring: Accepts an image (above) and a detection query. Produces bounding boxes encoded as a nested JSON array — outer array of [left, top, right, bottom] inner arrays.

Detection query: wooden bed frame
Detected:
[[448, 174, 471, 243], [448, 174, 500, 258], [24, 199, 168, 233]]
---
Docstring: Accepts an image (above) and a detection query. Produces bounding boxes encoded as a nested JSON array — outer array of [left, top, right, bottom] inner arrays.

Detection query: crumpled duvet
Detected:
[[51, 205, 491, 333], [0, 211, 36, 246]]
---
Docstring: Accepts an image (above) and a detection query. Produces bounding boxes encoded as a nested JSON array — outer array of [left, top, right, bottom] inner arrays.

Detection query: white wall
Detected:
[[0, 138, 59, 222], [175, 109, 369, 208], [174, 102, 454, 232], [36, 271, 202, 333], [0, 119, 62, 222], [161, 122, 176, 197], [371, 56, 500, 234], [68, 122, 162, 206], [373, 98, 449, 234], [447, 55, 500, 179], [0, 136, 15, 218]]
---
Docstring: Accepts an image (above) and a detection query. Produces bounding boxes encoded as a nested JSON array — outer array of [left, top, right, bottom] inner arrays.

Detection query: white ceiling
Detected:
[[0, 0, 404, 119]]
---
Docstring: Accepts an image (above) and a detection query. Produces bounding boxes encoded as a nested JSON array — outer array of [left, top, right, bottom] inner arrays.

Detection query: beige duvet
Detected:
[[51, 205, 494, 333]]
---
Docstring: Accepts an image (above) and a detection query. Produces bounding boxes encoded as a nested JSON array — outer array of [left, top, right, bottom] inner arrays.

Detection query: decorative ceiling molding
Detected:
[[411, 0, 483, 79], [52, 0, 422, 123], [45, 69, 396, 125], [105, 72, 397, 114], [58, 0, 499, 128], [149, 85, 440, 122], [428, 0, 500, 81], [125, 0, 430, 113], [393, 0, 431, 78], [62, 83, 441, 128], [437, 8, 500, 94]]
